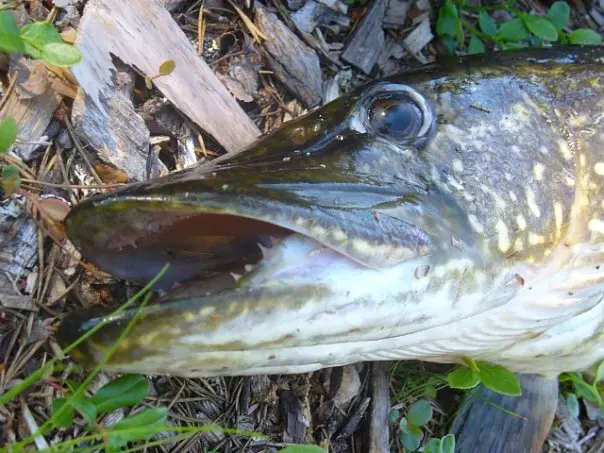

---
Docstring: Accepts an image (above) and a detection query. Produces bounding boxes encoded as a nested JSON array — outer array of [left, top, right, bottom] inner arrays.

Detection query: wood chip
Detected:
[[403, 18, 433, 57], [316, 0, 348, 14], [291, 0, 329, 33], [341, 0, 387, 74], [255, 6, 323, 107], [0, 59, 62, 162], [71, 0, 260, 167], [384, 0, 411, 29]]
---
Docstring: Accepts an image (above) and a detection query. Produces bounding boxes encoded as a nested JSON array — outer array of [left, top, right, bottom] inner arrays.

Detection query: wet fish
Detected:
[[58, 46, 603, 383]]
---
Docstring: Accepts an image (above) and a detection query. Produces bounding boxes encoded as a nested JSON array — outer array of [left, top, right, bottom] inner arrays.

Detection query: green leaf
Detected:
[[496, 18, 529, 42], [447, 367, 480, 390], [568, 29, 602, 45], [1, 164, 21, 194], [399, 424, 423, 452], [0, 11, 25, 53], [572, 378, 601, 404], [0, 117, 18, 154], [595, 360, 604, 384], [399, 416, 409, 432], [51, 398, 74, 428], [158, 59, 175, 75], [523, 15, 558, 41], [441, 434, 456, 453], [468, 36, 486, 54], [424, 438, 442, 453], [476, 362, 522, 396], [71, 396, 97, 427], [40, 42, 82, 67], [441, 35, 457, 55], [547, 1, 570, 30], [437, 13, 460, 38], [424, 384, 437, 398], [107, 407, 169, 449], [387, 408, 400, 425], [277, 446, 328, 453], [407, 400, 433, 427], [19, 21, 62, 59], [566, 393, 580, 418], [478, 11, 497, 35], [502, 41, 527, 49], [90, 375, 149, 414]]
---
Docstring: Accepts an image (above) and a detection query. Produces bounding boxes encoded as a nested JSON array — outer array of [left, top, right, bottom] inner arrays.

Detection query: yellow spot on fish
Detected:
[[528, 232, 545, 245], [453, 159, 463, 173], [533, 163, 545, 181], [595, 162, 604, 176], [200, 306, 216, 316], [468, 214, 484, 234], [509, 191, 518, 202], [496, 219, 511, 252], [516, 214, 527, 230], [312, 226, 326, 237], [184, 312, 196, 322], [588, 219, 604, 235], [554, 202, 563, 241], [558, 139, 572, 160], [526, 189, 541, 217], [295, 218, 307, 227], [564, 175, 576, 187], [332, 229, 347, 242]]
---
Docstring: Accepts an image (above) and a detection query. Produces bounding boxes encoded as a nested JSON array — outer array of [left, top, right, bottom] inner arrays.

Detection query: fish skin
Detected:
[[58, 46, 604, 380]]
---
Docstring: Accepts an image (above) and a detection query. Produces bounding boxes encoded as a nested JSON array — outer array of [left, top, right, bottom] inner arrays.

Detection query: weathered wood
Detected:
[[341, 0, 387, 74], [71, 0, 260, 170], [403, 19, 433, 58], [255, 6, 323, 107], [291, 0, 329, 34], [0, 58, 62, 162], [71, 64, 150, 181], [369, 362, 390, 453], [384, 0, 411, 29]]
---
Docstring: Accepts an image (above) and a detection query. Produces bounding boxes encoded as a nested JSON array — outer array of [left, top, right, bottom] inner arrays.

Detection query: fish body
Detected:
[[59, 46, 604, 379]]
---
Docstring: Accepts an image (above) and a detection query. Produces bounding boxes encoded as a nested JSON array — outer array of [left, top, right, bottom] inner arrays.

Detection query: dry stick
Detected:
[[63, 113, 104, 184], [369, 362, 391, 453], [0, 71, 17, 112]]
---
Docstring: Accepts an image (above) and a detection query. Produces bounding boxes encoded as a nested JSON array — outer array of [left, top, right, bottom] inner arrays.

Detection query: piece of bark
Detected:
[[316, 0, 348, 14], [341, 0, 387, 74], [403, 19, 433, 57], [0, 58, 62, 161], [368, 362, 390, 453], [287, 0, 306, 10], [279, 388, 309, 443], [384, 0, 411, 29], [71, 64, 150, 181], [291, 0, 329, 33], [0, 198, 38, 279], [255, 6, 322, 107], [71, 0, 260, 165]]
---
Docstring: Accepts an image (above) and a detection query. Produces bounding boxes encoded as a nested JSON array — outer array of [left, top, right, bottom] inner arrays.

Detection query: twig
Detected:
[[369, 362, 390, 453]]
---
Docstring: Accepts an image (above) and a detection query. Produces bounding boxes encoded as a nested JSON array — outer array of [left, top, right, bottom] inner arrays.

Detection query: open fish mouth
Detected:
[[57, 46, 604, 377]]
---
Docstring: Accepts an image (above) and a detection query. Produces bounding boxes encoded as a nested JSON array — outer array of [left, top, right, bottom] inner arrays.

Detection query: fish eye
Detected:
[[368, 95, 424, 138], [360, 85, 434, 146]]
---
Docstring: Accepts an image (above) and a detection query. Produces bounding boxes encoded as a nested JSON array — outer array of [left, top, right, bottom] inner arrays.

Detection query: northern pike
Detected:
[[58, 46, 603, 452]]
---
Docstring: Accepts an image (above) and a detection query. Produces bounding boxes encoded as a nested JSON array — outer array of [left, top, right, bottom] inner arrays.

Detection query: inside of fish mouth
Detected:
[[115, 211, 326, 294]]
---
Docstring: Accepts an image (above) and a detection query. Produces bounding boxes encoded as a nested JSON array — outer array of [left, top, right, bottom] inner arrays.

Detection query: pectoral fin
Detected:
[[450, 374, 558, 453]]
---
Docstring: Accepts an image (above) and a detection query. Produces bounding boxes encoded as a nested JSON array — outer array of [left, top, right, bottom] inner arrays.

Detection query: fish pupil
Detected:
[[369, 97, 422, 138]]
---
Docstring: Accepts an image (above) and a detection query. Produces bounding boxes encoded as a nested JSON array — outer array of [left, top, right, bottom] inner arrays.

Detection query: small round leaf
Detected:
[[478, 11, 497, 36], [447, 367, 480, 390], [399, 424, 423, 452], [159, 59, 176, 75], [496, 18, 529, 42], [437, 14, 460, 38], [90, 374, 150, 414], [523, 15, 558, 41], [547, 1, 570, 30], [407, 400, 433, 427], [0, 11, 25, 53], [476, 362, 522, 396], [41, 42, 83, 67], [568, 29, 602, 45]]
